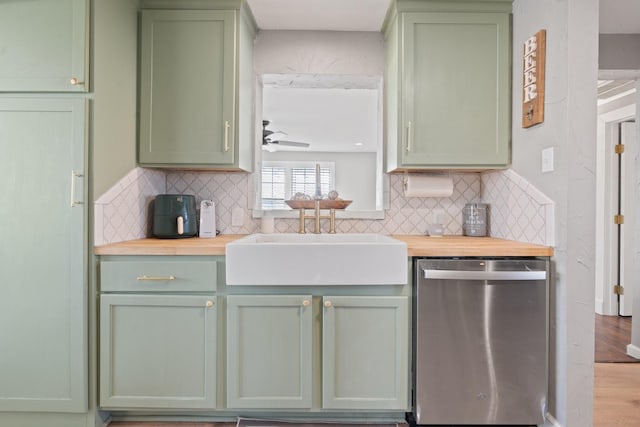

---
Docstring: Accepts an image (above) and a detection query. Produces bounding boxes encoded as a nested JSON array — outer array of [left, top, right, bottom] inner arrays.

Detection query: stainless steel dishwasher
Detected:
[[413, 258, 548, 425]]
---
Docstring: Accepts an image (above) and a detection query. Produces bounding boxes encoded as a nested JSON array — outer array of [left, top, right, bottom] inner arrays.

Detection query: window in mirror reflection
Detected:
[[261, 161, 335, 210]]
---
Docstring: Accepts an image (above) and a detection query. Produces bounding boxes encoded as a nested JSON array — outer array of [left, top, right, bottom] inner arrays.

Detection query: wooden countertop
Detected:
[[391, 235, 553, 257], [95, 234, 553, 257], [94, 235, 244, 256]]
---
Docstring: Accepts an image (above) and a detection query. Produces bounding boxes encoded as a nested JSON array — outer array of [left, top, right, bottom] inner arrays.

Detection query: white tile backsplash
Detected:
[[481, 169, 555, 246], [95, 167, 554, 247], [166, 171, 481, 235], [94, 168, 165, 245]]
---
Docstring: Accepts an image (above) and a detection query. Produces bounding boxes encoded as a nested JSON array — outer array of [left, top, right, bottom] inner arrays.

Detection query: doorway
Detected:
[[595, 80, 636, 317], [594, 79, 638, 364]]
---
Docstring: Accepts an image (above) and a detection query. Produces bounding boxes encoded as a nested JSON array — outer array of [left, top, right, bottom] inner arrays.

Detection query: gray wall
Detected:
[[599, 34, 640, 70], [93, 0, 139, 199], [254, 30, 384, 75], [512, 1, 598, 425]]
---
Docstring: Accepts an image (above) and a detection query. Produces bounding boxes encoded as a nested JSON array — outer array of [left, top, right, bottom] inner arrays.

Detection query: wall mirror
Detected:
[[252, 73, 386, 219]]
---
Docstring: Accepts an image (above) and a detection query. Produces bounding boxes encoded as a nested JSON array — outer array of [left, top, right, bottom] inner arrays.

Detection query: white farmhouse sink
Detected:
[[226, 233, 408, 285]]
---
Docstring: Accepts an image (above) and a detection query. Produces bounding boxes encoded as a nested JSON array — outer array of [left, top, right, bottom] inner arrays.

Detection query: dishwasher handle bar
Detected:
[[423, 269, 546, 281]]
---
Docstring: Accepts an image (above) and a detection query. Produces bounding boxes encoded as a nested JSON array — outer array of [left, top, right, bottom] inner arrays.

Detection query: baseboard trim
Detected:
[[626, 343, 640, 359], [595, 298, 604, 314], [546, 412, 565, 427]]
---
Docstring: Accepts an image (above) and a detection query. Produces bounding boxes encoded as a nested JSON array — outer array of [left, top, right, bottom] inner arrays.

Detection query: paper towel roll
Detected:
[[403, 174, 454, 198]]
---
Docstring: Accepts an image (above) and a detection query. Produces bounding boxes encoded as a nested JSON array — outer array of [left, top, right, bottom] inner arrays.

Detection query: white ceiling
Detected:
[[246, 0, 391, 31], [600, 0, 640, 34], [247, 0, 640, 34]]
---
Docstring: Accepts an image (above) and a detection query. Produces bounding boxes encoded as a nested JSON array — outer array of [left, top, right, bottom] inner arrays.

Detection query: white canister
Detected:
[[199, 200, 217, 238], [261, 215, 275, 234]]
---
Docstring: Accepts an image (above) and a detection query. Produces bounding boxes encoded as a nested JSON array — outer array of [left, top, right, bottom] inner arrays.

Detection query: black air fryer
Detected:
[[153, 194, 197, 238]]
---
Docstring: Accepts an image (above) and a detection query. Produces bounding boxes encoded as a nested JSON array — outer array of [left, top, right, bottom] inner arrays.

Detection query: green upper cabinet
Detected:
[[226, 295, 313, 409], [385, 1, 511, 171], [322, 296, 409, 410], [138, 4, 256, 170], [0, 97, 87, 413], [0, 0, 88, 92]]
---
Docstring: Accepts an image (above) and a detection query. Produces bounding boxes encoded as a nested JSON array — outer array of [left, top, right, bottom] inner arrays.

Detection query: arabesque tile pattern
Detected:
[[481, 169, 554, 246], [95, 168, 554, 247]]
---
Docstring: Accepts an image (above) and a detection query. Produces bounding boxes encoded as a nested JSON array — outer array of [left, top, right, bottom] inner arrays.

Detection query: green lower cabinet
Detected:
[[226, 295, 313, 409], [0, 97, 87, 413], [99, 294, 217, 409], [322, 296, 409, 410]]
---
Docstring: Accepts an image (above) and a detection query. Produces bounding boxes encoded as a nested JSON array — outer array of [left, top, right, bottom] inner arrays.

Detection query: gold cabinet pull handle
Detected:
[[224, 120, 231, 152], [406, 121, 412, 153], [324, 300, 332, 308], [206, 300, 214, 308], [136, 275, 176, 281], [70, 170, 84, 207], [302, 299, 311, 307], [70, 77, 84, 86]]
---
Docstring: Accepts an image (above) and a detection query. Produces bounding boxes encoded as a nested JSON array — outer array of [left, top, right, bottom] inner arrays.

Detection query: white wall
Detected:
[[254, 30, 384, 75], [512, 1, 598, 426]]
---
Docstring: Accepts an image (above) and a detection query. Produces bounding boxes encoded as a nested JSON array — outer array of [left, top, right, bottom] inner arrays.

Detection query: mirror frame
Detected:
[[250, 73, 388, 219]]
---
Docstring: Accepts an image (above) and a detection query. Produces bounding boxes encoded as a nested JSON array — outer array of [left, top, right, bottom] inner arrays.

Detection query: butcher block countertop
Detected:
[[95, 234, 553, 257], [391, 235, 553, 257]]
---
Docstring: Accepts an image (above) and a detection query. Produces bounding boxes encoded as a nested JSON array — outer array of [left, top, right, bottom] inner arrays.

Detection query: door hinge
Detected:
[[614, 285, 625, 295], [615, 144, 625, 154], [614, 214, 625, 225]]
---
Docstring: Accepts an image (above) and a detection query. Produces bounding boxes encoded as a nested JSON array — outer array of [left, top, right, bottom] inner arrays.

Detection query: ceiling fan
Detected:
[[262, 120, 310, 149]]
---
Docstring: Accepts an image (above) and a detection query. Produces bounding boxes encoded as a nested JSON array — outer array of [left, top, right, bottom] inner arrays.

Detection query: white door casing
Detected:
[[621, 121, 637, 316], [595, 103, 635, 315]]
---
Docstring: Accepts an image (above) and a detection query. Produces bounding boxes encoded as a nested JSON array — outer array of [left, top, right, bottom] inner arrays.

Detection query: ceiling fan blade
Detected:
[[275, 140, 310, 147]]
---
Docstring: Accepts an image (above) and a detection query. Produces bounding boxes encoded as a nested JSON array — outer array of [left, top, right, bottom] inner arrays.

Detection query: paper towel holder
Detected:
[[403, 172, 454, 198]]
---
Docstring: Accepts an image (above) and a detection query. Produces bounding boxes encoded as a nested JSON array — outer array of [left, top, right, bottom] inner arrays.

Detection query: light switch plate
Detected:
[[541, 147, 554, 173], [232, 207, 244, 227]]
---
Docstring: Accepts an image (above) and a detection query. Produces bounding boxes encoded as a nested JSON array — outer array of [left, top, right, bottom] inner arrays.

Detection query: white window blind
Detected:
[[291, 167, 332, 196], [261, 162, 334, 210], [261, 166, 286, 209]]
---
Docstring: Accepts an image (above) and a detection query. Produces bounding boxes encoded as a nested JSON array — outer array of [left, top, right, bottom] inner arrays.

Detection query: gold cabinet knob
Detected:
[[302, 299, 311, 307], [324, 300, 332, 308], [206, 300, 214, 308]]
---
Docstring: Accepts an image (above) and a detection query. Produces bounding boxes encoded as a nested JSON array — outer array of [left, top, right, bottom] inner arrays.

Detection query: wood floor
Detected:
[[111, 424, 235, 427], [595, 314, 637, 362], [594, 314, 640, 427], [594, 363, 640, 427]]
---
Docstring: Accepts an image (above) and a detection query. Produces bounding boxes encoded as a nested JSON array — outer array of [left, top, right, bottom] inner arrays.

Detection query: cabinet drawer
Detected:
[[100, 260, 217, 292]]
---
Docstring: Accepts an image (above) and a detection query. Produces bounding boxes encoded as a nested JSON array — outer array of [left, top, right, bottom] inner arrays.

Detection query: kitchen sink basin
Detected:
[[226, 233, 408, 285]]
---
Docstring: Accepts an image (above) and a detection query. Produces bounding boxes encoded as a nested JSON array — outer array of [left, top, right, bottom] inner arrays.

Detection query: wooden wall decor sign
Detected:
[[522, 29, 546, 128]]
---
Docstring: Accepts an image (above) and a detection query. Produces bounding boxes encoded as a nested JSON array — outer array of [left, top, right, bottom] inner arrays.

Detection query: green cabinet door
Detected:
[[139, 9, 237, 166], [0, 98, 87, 412], [390, 11, 510, 169], [0, 0, 88, 92], [322, 296, 409, 410], [100, 294, 217, 409], [227, 295, 313, 409]]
